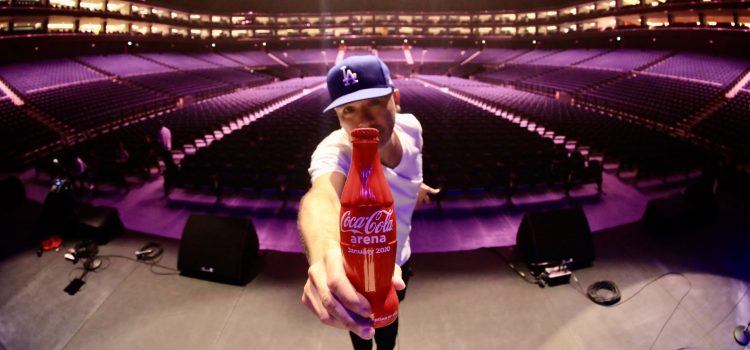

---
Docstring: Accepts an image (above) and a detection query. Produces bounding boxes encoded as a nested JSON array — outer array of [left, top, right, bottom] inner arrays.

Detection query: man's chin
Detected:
[[378, 131, 392, 147]]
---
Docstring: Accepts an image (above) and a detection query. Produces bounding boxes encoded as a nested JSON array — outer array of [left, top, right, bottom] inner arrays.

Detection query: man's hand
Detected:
[[301, 248, 407, 339], [416, 183, 440, 208], [302, 248, 375, 339]]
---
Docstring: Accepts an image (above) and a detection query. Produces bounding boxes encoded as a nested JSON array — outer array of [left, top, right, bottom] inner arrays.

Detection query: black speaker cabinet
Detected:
[[77, 204, 123, 245], [516, 207, 594, 272], [642, 191, 715, 233], [178, 214, 260, 285], [41, 184, 77, 237], [0, 176, 25, 211]]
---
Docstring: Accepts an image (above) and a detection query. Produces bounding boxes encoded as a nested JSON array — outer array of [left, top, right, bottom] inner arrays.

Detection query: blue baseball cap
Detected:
[[323, 55, 394, 113]]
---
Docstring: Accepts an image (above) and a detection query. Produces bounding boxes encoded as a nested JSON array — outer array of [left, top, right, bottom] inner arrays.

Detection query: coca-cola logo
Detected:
[[341, 209, 394, 235]]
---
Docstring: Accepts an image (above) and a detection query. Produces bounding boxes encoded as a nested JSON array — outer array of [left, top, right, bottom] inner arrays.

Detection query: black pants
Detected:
[[349, 261, 412, 350]]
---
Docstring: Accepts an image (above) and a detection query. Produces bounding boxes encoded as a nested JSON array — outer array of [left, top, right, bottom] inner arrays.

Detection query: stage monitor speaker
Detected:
[[41, 182, 77, 237], [178, 214, 259, 285], [516, 207, 594, 272], [641, 192, 712, 233], [0, 176, 26, 212], [77, 204, 123, 245]]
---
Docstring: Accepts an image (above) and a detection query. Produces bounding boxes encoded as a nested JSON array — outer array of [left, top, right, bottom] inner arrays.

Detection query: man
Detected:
[[298, 55, 438, 349], [157, 121, 172, 153], [156, 121, 177, 197]]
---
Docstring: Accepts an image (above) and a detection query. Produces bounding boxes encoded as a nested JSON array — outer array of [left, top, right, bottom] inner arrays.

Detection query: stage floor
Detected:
[[0, 191, 748, 350], [13, 168, 690, 254]]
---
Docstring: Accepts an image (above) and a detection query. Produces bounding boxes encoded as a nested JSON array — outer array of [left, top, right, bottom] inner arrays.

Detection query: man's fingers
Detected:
[[392, 264, 406, 291], [307, 255, 375, 339], [303, 281, 345, 329], [422, 183, 440, 194], [328, 294, 374, 338], [305, 271, 373, 338], [416, 184, 440, 209], [324, 249, 372, 318]]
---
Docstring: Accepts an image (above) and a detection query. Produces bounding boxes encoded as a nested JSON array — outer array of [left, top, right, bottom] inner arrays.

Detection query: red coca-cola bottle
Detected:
[[340, 128, 399, 328]]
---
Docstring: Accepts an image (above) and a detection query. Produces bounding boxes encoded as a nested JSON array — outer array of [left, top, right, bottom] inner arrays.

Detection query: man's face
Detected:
[[335, 93, 397, 147]]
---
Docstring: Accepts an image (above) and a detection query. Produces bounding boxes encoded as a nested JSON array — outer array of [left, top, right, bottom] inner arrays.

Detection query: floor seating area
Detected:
[[0, 99, 59, 169], [179, 87, 337, 195], [399, 80, 602, 196], [419, 75, 712, 182], [693, 91, 750, 161], [27, 79, 172, 131], [1, 48, 746, 181]]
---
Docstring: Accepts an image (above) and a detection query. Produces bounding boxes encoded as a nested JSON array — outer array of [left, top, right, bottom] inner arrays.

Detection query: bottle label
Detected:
[[340, 205, 397, 296], [340, 208, 395, 245]]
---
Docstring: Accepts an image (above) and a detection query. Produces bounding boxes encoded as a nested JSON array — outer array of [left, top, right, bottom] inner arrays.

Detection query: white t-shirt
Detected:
[[309, 113, 423, 266], [159, 126, 172, 151]]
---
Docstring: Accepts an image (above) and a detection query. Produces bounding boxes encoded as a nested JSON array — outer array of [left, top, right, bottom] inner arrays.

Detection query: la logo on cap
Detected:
[[340, 65, 359, 86]]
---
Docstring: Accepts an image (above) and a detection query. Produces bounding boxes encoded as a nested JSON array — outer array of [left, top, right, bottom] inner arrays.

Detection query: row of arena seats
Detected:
[[418, 75, 713, 183], [178, 80, 602, 199], [578, 74, 723, 125], [477, 66, 726, 127], [0, 54, 280, 97], [398, 80, 602, 197], [0, 99, 60, 169], [27, 79, 172, 131], [1, 50, 746, 95], [14, 70, 272, 133], [33, 78, 325, 185], [471, 50, 749, 87], [0, 59, 105, 93], [179, 88, 339, 196], [693, 91, 750, 161], [126, 69, 273, 98], [2, 49, 747, 175], [645, 52, 750, 87]]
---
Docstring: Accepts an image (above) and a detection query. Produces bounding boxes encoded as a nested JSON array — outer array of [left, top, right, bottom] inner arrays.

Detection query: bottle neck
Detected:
[[344, 139, 392, 205], [352, 140, 380, 169]]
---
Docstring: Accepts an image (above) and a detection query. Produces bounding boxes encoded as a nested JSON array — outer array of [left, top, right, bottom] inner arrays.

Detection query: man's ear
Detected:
[[393, 88, 401, 112]]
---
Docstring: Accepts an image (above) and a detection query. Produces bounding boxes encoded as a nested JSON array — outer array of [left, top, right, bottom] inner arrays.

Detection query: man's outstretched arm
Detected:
[[298, 172, 345, 265], [298, 172, 375, 339]]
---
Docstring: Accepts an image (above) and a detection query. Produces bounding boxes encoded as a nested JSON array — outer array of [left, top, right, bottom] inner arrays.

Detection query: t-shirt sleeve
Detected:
[[400, 113, 423, 152], [413, 116, 423, 152], [308, 133, 351, 183]]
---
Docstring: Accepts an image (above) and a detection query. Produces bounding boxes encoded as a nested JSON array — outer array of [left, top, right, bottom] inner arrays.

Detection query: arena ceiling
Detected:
[[149, 0, 579, 14]]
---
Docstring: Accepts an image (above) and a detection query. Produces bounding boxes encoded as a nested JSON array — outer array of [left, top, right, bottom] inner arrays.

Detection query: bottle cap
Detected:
[[351, 128, 379, 142]]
